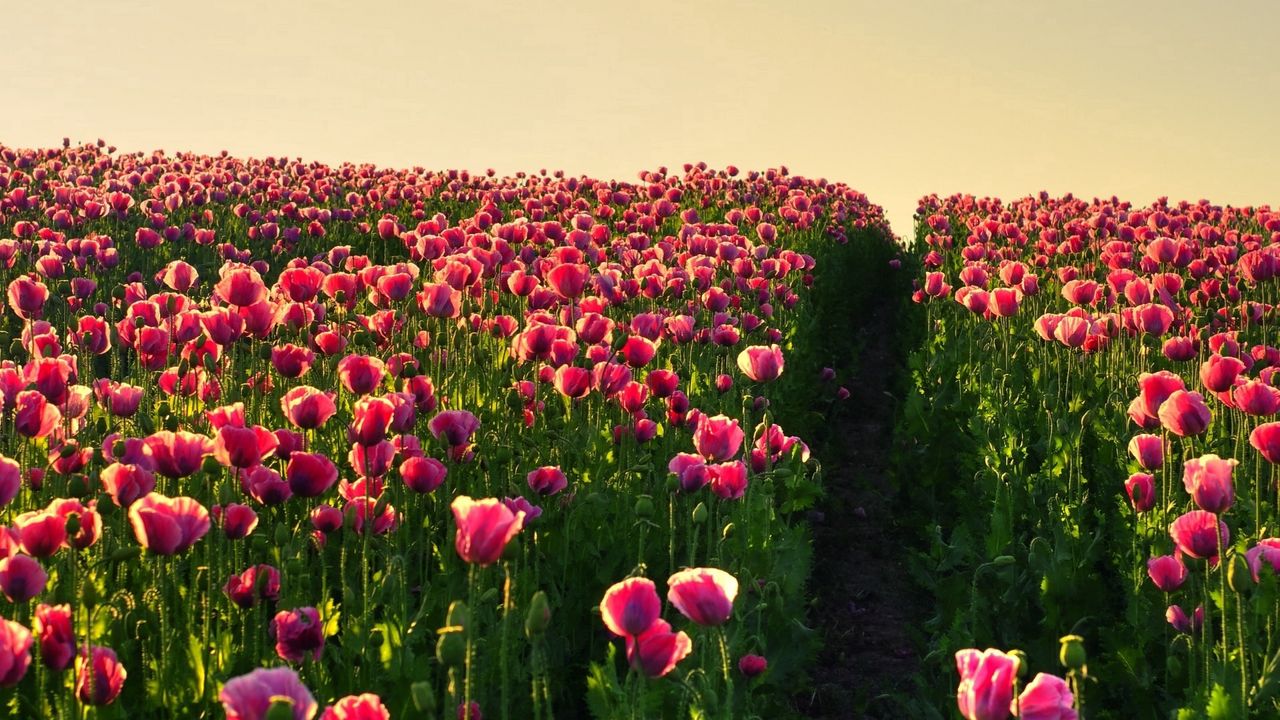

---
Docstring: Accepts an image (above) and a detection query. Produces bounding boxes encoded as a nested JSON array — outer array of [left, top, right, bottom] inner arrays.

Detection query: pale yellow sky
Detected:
[[5, 0, 1278, 235]]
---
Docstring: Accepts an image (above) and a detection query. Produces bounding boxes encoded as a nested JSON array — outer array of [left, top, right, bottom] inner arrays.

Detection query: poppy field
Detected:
[[906, 193, 1280, 718], [0, 140, 899, 718]]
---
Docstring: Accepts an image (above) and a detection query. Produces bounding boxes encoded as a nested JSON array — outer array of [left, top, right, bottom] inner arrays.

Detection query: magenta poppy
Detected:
[[320, 694, 391, 720], [526, 466, 568, 496], [737, 344, 785, 383], [286, 453, 339, 498], [12, 510, 66, 558], [625, 619, 692, 678], [693, 414, 744, 462], [281, 386, 338, 430], [1200, 354, 1246, 393], [400, 456, 447, 494], [271, 607, 325, 663], [1125, 473, 1155, 513], [418, 283, 463, 318], [1127, 434, 1164, 471], [144, 431, 214, 479], [0, 554, 48, 602], [429, 410, 481, 447], [1249, 422, 1280, 463], [1017, 673, 1077, 720], [954, 648, 1018, 720], [214, 425, 280, 469], [128, 493, 211, 555], [546, 263, 591, 299], [214, 265, 268, 307], [0, 455, 16, 509], [0, 619, 32, 687], [600, 577, 661, 637], [75, 646, 126, 705], [1158, 390, 1211, 437], [1147, 554, 1187, 592], [220, 667, 317, 720], [7, 276, 49, 319], [451, 496, 524, 566], [666, 567, 738, 626], [224, 564, 282, 608], [99, 463, 156, 508], [1169, 510, 1229, 563], [708, 461, 748, 500], [1137, 371, 1186, 420], [33, 603, 73, 671], [338, 354, 386, 395], [220, 503, 259, 539], [1182, 454, 1236, 513], [13, 390, 60, 439]]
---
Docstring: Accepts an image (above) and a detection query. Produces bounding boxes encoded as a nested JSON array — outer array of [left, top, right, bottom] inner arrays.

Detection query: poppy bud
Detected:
[[525, 590, 551, 638], [1229, 554, 1253, 595], [411, 681, 436, 713], [692, 502, 708, 524]]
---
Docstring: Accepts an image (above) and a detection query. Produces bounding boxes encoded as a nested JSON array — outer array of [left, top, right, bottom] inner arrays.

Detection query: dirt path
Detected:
[[794, 291, 926, 718]]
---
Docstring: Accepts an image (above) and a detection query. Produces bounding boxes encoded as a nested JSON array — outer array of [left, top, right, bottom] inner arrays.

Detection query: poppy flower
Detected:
[[451, 496, 524, 566], [286, 453, 339, 498], [1158, 390, 1212, 437], [693, 414, 744, 462], [428, 410, 481, 447], [1017, 673, 1077, 720], [337, 355, 386, 395], [0, 619, 32, 687], [954, 648, 1018, 720], [320, 694, 391, 720], [0, 554, 48, 602], [1182, 454, 1236, 513], [271, 607, 325, 663], [75, 646, 127, 705], [220, 666, 317, 720], [144, 431, 214, 479], [1251, 422, 1280, 463], [526, 466, 568, 496], [33, 603, 73, 671], [1146, 554, 1187, 592], [400, 456, 447, 494], [1169, 510, 1229, 563], [667, 567, 738, 626], [281, 387, 338, 430], [625, 619, 692, 678], [737, 344, 785, 383], [128, 493, 211, 555]]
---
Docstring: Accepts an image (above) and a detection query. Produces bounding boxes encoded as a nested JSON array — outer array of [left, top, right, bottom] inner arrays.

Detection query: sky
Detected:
[[4, 0, 1278, 236]]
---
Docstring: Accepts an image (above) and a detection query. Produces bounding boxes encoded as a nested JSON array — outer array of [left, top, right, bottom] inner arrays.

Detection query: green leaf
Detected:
[[1207, 683, 1237, 720]]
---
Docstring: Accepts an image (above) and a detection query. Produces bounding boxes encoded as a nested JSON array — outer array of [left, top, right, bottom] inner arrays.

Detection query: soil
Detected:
[[793, 291, 927, 718]]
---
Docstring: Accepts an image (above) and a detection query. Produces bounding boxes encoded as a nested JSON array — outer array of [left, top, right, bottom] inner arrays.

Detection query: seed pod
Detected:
[[634, 497, 654, 519], [1008, 649, 1029, 679], [265, 699, 296, 720], [108, 546, 141, 563], [1059, 634, 1087, 671]]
